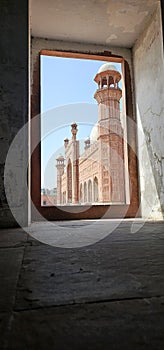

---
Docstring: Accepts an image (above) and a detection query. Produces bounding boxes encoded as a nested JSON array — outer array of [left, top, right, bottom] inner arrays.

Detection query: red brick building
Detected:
[[56, 63, 125, 205], [41, 188, 57, 206]]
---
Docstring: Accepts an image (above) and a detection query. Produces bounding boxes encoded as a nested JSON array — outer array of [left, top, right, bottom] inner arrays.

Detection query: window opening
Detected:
[[40, 53, 129, 208]]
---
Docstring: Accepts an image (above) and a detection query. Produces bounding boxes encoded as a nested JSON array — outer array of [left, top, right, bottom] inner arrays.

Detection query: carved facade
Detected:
[[56, 63, 125, 205]]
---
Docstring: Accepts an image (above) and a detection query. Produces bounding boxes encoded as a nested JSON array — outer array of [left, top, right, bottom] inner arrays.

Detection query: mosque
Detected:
[[56, 62, 125, 205]]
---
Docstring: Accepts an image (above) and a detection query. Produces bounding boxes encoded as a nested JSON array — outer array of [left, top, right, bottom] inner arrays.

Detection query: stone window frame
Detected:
[[31, 49, 139, 221]]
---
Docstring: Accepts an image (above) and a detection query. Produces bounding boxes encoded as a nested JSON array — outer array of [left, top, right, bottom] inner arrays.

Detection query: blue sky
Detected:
[[41, 55, 121, 189]]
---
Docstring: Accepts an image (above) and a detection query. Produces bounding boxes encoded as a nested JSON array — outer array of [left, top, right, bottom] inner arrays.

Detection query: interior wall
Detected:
[[0, 0, 29, 228], [133, 3, 164, 219], [0, 2, 163, 227]]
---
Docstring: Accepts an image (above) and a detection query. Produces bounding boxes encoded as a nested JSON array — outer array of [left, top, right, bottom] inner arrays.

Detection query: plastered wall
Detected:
[[0, 1, 29, 228], [133, 3, 164, 219]]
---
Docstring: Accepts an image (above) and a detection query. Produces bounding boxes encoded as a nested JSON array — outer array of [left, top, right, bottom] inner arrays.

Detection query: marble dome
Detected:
[[98, 63, 118, 74], [90, 123, 98, 143], [56, 154, 64, 160]]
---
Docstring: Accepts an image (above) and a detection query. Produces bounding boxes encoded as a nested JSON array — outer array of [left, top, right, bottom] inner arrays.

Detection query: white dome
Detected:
[[90, 123, 98, 143], [98, 63, 118, 74], [56, 153, 64, 160]]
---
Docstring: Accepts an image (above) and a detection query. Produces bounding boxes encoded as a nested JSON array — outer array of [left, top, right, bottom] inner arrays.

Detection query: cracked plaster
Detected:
[[32, 0, 159, 48]]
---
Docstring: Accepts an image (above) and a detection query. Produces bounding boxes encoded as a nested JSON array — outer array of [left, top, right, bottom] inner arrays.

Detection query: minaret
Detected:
[[71, 122, 79, 204], [56, 154, 65, 205], [94, 63, 125, 203]]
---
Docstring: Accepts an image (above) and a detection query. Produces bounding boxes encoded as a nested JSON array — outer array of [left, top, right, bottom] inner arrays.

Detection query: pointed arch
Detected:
[[93, 176, 98, 202], [84, 182, 87, 203], [80, 183, 83, 203], [88, 179, 92, 203]]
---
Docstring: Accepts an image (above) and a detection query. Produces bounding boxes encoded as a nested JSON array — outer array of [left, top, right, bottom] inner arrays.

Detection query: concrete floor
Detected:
[[0, 220, 164, 349]]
